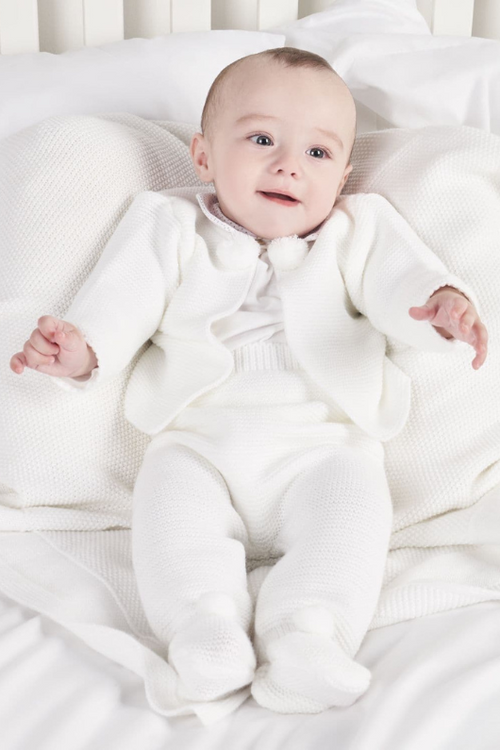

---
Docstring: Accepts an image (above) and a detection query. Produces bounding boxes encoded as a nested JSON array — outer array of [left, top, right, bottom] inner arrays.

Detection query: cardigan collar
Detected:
[[196, 192, 325, 243], [196, 191, 329, 272]]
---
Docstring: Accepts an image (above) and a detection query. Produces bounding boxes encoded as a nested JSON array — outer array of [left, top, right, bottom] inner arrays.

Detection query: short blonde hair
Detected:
[[201, 47, 355, 161]]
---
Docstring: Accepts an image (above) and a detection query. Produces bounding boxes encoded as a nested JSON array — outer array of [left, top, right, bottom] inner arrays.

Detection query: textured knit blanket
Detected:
[[0, 114, 499, 724]]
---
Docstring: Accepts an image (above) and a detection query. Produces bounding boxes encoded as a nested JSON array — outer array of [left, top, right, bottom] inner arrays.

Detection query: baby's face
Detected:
[[191, 59, 356, 240]]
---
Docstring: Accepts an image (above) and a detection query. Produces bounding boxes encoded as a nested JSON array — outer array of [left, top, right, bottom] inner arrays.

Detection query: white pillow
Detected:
[[270, 0, 500, 135], [0, 30, 284, 141], [272, 0, 431, 40], [0, 114, 203, 532]]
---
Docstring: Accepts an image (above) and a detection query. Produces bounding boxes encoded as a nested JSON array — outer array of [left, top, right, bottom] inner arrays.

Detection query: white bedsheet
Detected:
[[2, 591, 499, 750]]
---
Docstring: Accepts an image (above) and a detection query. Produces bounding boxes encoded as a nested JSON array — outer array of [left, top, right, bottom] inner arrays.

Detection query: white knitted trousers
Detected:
[[132, 341, 392, 713]]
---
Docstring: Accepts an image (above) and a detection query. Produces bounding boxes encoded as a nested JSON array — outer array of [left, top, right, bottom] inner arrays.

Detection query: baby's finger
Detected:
[[457, 309, 476, 336], [37, 315, 63, 340], [30, 327, 60, 356], [448, 295, 469, 321], [470, 321, 488, 369], [408, 305, 434, 320], [10, 352, 28, 374], [22, 340, 57, 369], [38, 315, 74, 343], [38, 316, 80, 352], [52, 328, 81, 352]]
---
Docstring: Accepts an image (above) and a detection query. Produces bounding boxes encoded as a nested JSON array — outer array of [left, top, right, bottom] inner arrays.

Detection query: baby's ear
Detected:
[[337, 163, 353, 197], [190, 133, 213, 183]]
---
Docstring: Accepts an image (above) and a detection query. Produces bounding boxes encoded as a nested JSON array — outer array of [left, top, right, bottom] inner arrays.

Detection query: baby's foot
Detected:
[[168, 613, 256, 703], [251, 632, 371, 713]]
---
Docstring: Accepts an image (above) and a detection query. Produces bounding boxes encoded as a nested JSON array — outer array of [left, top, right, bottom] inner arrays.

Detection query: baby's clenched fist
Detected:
[[10, 315, 97, 379]]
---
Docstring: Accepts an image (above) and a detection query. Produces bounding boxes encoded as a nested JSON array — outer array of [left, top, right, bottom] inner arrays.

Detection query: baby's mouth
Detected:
[[258, 191, 300, 205]]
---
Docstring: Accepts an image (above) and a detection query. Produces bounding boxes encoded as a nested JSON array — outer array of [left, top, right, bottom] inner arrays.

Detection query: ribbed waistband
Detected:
[[232, 341, 304, 372]]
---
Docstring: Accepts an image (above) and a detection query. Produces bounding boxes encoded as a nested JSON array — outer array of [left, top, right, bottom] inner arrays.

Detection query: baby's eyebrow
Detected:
[[236, 114, 278, 126], [314, 127, 344, 151], [236, 114, 344, 151]]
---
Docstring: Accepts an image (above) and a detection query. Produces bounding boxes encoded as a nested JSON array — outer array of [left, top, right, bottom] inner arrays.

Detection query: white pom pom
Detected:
[[267, 237, 309, 271], [197, 592, 238, 618], [292, 606, 336, 637]]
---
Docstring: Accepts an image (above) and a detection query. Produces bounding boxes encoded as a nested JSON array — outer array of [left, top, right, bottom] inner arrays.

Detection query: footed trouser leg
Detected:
[[132, 440, 256, 703], [251, 444, 392, 714]]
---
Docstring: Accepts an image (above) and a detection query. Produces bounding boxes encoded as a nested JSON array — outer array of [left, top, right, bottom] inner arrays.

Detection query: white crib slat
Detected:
[[212, 0, 298, 31], [432, 0, 474, 36], [124, 0, 171, 39], [0, 0, 38, 54], [472, 0, 500, 40], [211, 0, 257, 30], [172, 0, 210, 32], [84, 0, 124, 47], [259, 0, 299, 30], [38, 0, 84, 54], [298, 0, 335, 19]]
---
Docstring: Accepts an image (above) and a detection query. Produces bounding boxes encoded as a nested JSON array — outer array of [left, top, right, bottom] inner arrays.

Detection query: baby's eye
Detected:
[[249, 134, 273, 146], [307, 147, 329, 159]]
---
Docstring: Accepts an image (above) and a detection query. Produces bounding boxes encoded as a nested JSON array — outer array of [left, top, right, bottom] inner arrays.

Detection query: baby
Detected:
[[10, 48, 488, 716]]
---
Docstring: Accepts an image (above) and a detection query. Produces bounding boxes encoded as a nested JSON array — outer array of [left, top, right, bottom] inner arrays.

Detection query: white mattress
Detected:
[[1, 592, 499, 750]]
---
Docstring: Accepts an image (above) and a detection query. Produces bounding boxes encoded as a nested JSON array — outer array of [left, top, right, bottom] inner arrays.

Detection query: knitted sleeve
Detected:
[[340, 193, 482, 352], [51, 191, 181, 392]]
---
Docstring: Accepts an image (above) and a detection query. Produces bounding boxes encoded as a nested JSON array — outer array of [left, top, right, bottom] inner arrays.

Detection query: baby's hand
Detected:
[[10, 315, 95, 378], [408, 287, 488, 370]]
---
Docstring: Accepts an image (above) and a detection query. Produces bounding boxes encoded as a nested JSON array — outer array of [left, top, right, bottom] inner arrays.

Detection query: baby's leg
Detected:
[[132, 440, 256, 703], [251, 444, 392, 714]]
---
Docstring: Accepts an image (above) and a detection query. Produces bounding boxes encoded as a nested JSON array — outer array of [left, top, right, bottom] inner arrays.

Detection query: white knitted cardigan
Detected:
[[49, 187, 478, 442], [1, 115, 499, 724]]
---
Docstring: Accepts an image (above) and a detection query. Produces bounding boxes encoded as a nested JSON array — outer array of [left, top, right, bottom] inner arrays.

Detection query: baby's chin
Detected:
[[248, 207, 331, 240], [225, 200, 329, 240], [243, 215, 321, 241], [255, 221, 323, 241]]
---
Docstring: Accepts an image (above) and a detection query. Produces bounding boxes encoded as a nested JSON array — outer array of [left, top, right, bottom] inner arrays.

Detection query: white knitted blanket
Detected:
[[1, 114, 499, 724]]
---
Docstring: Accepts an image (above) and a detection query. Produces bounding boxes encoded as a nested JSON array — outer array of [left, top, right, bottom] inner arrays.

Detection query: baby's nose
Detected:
[[277, 165, 298, 177], [275, 155, 300, 177]]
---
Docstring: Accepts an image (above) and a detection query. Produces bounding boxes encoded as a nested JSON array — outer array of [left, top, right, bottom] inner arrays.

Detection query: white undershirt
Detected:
[[196, 192, 322, 351]]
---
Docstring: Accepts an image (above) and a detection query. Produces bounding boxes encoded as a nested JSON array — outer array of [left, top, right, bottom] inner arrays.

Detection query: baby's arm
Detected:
[[339, 194, 483, 357], [10, 191, 181, 392]]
